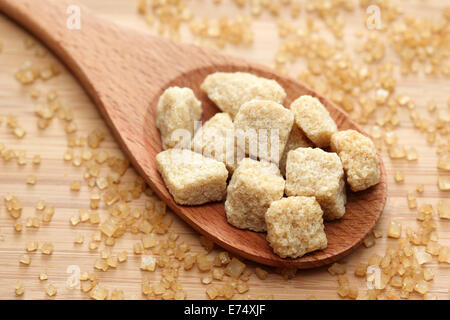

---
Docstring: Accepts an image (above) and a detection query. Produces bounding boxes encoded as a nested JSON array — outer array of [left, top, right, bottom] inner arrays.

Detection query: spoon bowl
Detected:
[[0, 0, 387, 268]]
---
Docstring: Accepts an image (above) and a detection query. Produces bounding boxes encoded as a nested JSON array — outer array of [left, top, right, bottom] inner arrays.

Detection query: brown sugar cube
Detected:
[[156, 149, 228, 205], [290, 95, 337, 147], [265, 196, 327, 258], [156, 87, 202, 150], [330, 130, 380, 191], [279, 124, 314, 176], [191, 112, 243, 173], [285, 147, 346, 220], [225, 158, 285, 232], [234, 99, 294, 164], [200, 72, 286, 119]]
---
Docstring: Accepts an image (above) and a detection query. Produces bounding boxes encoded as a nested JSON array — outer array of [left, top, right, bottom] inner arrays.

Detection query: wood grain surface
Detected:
[[0, 0, 449, 299], [0, 0, 387, 269]]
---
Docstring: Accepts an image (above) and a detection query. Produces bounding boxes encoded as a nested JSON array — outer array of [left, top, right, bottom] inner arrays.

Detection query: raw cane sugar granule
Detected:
[[94, 259, 108, 272], [45, 284, 57, 297], [438, 153, 450, 171], [265, 196, 327, 258], [111, 289, 124, 300], [118, 251, 128, 263], [234, 99, 294, 163], [330, 129, 380, 191], [100, 247, 111, 259], [89, 213, 100, 224], [70, 214, 80, 226], [225, 158, 285, 232], [200, 72, 286, 119], [133, 242, 143, 255], [215, 251, 231, 266], [26, 175, 36, 185], [363, 233, 375, 248], [90, 285, 109, 300], [290, 95, 337, 148], [394, 171, 404, 184], [438, 201, 450, 219], [32, 155, 41, 165], [142, 234, 157, 249], [438, 176, 450, 191], [107, 256, 118, 268], [255, 267, 268, 280], [387, 221, 402, 239], [196, 254, 213, 272], [212, 268, 224, 280], [39, 272, 48, 281], [14, 222, 23, 232], [87, 128, 104, 149], [328, 262, 346, 276], [140, 256, 157, 272], [224, 257, 246, 279], [285, 147, 346, 220], [14, 281, 24, 296], [406, 147, 418, 161], [439, 247, 450, 264], [100, 218, 118, 237], [41, 242, 54, 255], [354, 263, 367, 277], [201, 276, 212, 285], [156, 86, 202, 150], [42, 205, 54, 222], [26, 241, 38, 252], [199, 236, 214, 252], [92, 230, 102, 242], [19, 254, 31, 265], [13, 126, 26, 139], [416, 184, 424, 193], [35, 200, 45, 211], [78, 209, 90, 222], [407, 192, 417, 210], [156, 149, 228, 205]]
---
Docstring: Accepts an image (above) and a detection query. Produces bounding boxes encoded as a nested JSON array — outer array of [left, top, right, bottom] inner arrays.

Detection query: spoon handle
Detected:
[[0, 0, 78, 44]]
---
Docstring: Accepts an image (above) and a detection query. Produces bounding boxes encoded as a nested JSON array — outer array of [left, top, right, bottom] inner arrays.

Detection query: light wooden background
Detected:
[[0, 0, 449, 300]]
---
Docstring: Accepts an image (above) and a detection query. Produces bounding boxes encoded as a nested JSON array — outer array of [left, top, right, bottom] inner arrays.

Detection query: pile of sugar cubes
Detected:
[[155, 72, 380, 259]]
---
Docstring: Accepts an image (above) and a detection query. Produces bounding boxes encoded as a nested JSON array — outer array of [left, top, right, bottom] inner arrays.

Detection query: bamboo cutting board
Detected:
[[0, 0, 449, 300]]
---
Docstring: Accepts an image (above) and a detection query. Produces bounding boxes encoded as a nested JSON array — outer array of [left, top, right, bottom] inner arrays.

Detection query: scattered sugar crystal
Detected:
[[224, 257, 246, 279], [437, 153, 450, 171], [438, 200, 450, 219], [387, 220, 402, 239], [413, 246, 432, 265], [141, 256, 157, 272], [328, 262, 346, 276], [438, 176, 450, 191]]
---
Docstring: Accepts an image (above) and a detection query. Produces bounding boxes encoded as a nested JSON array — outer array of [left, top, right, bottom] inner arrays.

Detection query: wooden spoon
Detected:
[[0, 0, 386, 268]]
